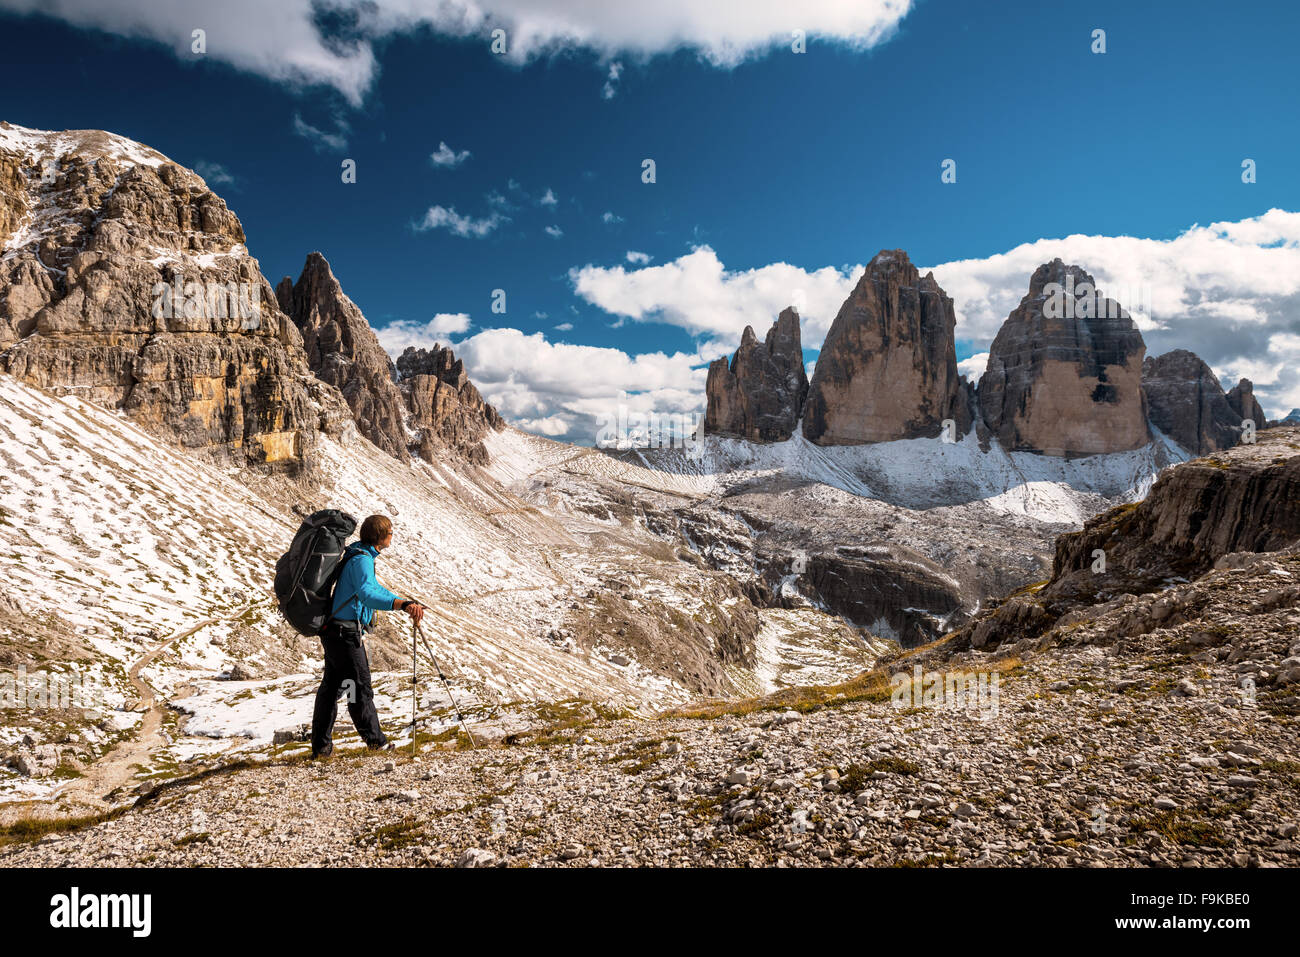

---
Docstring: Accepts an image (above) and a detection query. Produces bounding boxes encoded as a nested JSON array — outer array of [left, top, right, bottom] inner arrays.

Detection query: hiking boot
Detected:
[[367, 739, 394, 751], [311, 745, 334, 760]]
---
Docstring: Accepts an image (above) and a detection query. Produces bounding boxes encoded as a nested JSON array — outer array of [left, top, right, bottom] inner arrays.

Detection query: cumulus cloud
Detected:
[[602, 211, 624, 225], [538, 188, 558, 208], [571, 245, 859, 359], [625, 251, 652, 265], [371, 313, 472, 354], [0, 0, 913, 104], [372, 209, 1300, 444], [569, 211, 1300, 418], [373, 326, 705, 445], [429, 141, 471, 168], [957, 352, 989, 383], [544, 224, 564, 239], [413, 205, 506, 238]]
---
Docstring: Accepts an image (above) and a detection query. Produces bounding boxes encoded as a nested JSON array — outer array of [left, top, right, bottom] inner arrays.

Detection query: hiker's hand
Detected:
[[403, 601, 425, 625]]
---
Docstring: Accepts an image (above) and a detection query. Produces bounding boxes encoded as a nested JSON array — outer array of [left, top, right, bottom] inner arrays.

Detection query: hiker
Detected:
[[311, 514, 424, 759]]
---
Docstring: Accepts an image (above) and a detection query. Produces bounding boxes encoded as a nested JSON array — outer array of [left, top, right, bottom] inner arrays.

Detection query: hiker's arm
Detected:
[[355, 571, 400, 611]]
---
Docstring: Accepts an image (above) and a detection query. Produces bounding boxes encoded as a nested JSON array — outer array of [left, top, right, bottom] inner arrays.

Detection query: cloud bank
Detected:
[[1, 0, 913, 104]]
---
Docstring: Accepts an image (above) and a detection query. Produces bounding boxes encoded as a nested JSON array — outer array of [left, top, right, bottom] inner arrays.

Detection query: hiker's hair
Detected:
[[360, 514, 392, 546]]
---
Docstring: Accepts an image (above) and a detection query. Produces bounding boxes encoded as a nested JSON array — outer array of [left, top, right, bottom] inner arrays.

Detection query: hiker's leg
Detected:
[[343, 633, 386, 747], [312, 632, 345, 754]]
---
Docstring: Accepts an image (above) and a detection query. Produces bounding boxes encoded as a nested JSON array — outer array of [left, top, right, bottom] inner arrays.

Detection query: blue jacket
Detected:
[[330, 543, 399, 629]]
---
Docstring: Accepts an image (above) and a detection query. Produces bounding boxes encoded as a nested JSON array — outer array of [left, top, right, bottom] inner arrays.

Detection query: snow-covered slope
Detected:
[[0, 375, 877, 806], [490, 423, 1189, 527]]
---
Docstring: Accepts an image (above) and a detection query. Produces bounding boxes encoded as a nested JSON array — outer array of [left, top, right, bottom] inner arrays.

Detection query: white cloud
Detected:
[[1, 0, 913, 104], [193, 160, 236, 187], [625, 250, 652, 265], [413, 205, 506, 238], [544, 224, 564, 239], [429, 312, 471, 335], [601, 60, 623, 99], [957, 352, 989, 383], [373, 325, 703, 445], [571, 245, 859, 359], [553, 322, 573, 331], [429, 141, 471, 168], [602, 211, 624, 225], [569, 211, 1300, 418], [539, 188, 558, 208], [372, 313, 471, 354], [291, 113, 349, 152]]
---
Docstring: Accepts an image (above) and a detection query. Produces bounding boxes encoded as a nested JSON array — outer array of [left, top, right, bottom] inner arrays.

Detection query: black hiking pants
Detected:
[[311, 619, 386, 755]]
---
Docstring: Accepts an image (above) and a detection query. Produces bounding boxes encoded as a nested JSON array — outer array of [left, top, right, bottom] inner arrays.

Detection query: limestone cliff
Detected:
[[1142, 349, 1241, 454], [978, 259, 1150, 457], [704, 307, 808, 442], [803, 250, 969, 445], [0, 122, 348, 470], [277, 252, 410, 460]]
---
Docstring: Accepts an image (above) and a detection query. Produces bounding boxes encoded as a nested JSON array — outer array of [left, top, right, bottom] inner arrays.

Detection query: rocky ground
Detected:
[[4, 600, 1295, 866]]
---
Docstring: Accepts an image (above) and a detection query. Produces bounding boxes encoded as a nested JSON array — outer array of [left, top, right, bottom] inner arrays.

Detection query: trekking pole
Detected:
[[412, 618, 477, 750], [411, 622, 418, 758]]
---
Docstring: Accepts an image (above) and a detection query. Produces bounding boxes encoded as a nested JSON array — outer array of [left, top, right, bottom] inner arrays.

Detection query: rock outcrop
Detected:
[[803, 251, 968, 445], [704, 307, 808, 442], [0, 123, 348, 470], [977, 260, 1150, 457], [950, 424, 1300, 652], [277, 253, 410, 460], [396, 345, 504, 466], [1226, 378, 1267, 431], [1142, 349, 1241, 454]]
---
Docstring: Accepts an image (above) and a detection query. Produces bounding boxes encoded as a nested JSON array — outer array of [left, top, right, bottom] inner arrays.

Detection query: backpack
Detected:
[[273, 509, 358, 636]]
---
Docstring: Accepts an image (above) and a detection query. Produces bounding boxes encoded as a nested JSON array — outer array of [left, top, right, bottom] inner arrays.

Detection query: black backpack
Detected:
[[273, 509, 358, 636]]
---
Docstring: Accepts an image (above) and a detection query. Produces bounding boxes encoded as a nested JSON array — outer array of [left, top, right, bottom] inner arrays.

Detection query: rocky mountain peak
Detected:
[[802, 249, 968, 445], [1226, 377, 1267, 431], [1142, 349, 1241, 455], [277, 251, 504, 467], [978, 260, 1150, 456], [704, 306, 808, 442], [396, 344, 504, 465], [0, 122, 349, 471], [278, 251, 410, 460]]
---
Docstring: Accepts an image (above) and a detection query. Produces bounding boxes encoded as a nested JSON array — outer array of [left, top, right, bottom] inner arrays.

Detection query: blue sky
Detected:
[[2, 0, 1299, 440]]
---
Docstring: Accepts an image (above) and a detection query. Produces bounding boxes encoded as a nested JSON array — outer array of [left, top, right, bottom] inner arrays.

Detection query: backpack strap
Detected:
[[329, 547, 365, 619]]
